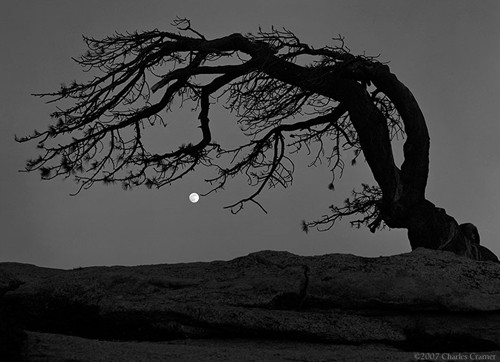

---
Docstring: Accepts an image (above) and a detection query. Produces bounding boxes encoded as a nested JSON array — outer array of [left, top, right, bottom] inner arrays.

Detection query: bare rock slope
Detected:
[[1, 248, 500, 361]]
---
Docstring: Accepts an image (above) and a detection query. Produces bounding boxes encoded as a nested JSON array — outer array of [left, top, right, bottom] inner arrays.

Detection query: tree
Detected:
[[17, 19, 497, 262]]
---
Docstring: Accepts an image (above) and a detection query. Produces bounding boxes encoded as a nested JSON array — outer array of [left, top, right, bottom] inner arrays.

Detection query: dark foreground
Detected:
[[1, 248, 500, 361]]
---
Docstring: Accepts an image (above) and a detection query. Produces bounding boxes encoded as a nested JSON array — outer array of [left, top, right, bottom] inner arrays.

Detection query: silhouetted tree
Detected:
[[18, 19, 497, 262]]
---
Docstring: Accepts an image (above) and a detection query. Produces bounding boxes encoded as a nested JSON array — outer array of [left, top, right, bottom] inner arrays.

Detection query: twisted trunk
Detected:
[[258, 52, 497, 261], [354, 63, 497, 262]]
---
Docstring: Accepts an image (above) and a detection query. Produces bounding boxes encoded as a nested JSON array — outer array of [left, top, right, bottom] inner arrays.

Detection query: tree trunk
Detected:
[[399, 200, 498, 262], [338, 62, 498, 262], [389, 200, 465, 252], [258, 53, 497, 262]]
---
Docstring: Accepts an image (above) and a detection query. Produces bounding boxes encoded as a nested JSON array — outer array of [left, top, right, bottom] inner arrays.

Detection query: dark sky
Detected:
[[1, 1, 499, 268]]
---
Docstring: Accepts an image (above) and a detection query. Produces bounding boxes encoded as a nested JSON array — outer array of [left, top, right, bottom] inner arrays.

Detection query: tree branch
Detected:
[[18, 24, 415, 234]]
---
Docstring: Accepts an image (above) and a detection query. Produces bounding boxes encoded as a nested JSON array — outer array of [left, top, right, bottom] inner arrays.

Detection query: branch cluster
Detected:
[[302, 183, 384, 233], [18, 20, 407, 233]]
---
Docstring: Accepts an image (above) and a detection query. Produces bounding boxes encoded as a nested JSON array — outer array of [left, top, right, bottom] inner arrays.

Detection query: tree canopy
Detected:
[[17, 19, 498, 262]]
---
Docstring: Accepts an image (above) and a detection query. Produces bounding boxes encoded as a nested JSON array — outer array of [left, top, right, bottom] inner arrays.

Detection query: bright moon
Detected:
[[189, 193, 200, 203]]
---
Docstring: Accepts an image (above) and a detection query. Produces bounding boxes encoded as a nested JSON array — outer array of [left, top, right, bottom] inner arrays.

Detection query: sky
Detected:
[[1, 1, 499, 269]]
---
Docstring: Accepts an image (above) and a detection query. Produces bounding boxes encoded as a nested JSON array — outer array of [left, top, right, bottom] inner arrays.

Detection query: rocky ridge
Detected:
[[1, 248, 500, 361]]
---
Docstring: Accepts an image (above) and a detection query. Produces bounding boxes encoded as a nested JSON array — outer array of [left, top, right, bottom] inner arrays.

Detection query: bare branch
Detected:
[[18, 23, 412, 234], [303, 184, 383, 233]]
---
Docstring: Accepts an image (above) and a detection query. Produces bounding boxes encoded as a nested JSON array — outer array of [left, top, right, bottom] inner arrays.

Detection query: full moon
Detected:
[[189, 192, 200, 203]]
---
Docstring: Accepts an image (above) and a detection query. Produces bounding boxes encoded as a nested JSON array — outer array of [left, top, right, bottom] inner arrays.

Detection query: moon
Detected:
[[189, 192, 200, 203]]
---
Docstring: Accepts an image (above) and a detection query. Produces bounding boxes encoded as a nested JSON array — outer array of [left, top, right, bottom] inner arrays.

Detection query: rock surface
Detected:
[[1, 248, 500, 361], [0, 268, 22, 297], [24, 331, 414, 362]]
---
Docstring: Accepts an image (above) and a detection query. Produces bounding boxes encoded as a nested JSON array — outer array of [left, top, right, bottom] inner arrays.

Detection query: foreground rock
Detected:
[[24, 331, 413, 362], [0, 268, 22, 297], [1, 248, 500, 361]]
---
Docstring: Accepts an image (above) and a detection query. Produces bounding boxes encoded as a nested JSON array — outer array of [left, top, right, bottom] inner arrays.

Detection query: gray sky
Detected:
[[1, 0, 499, 268]]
